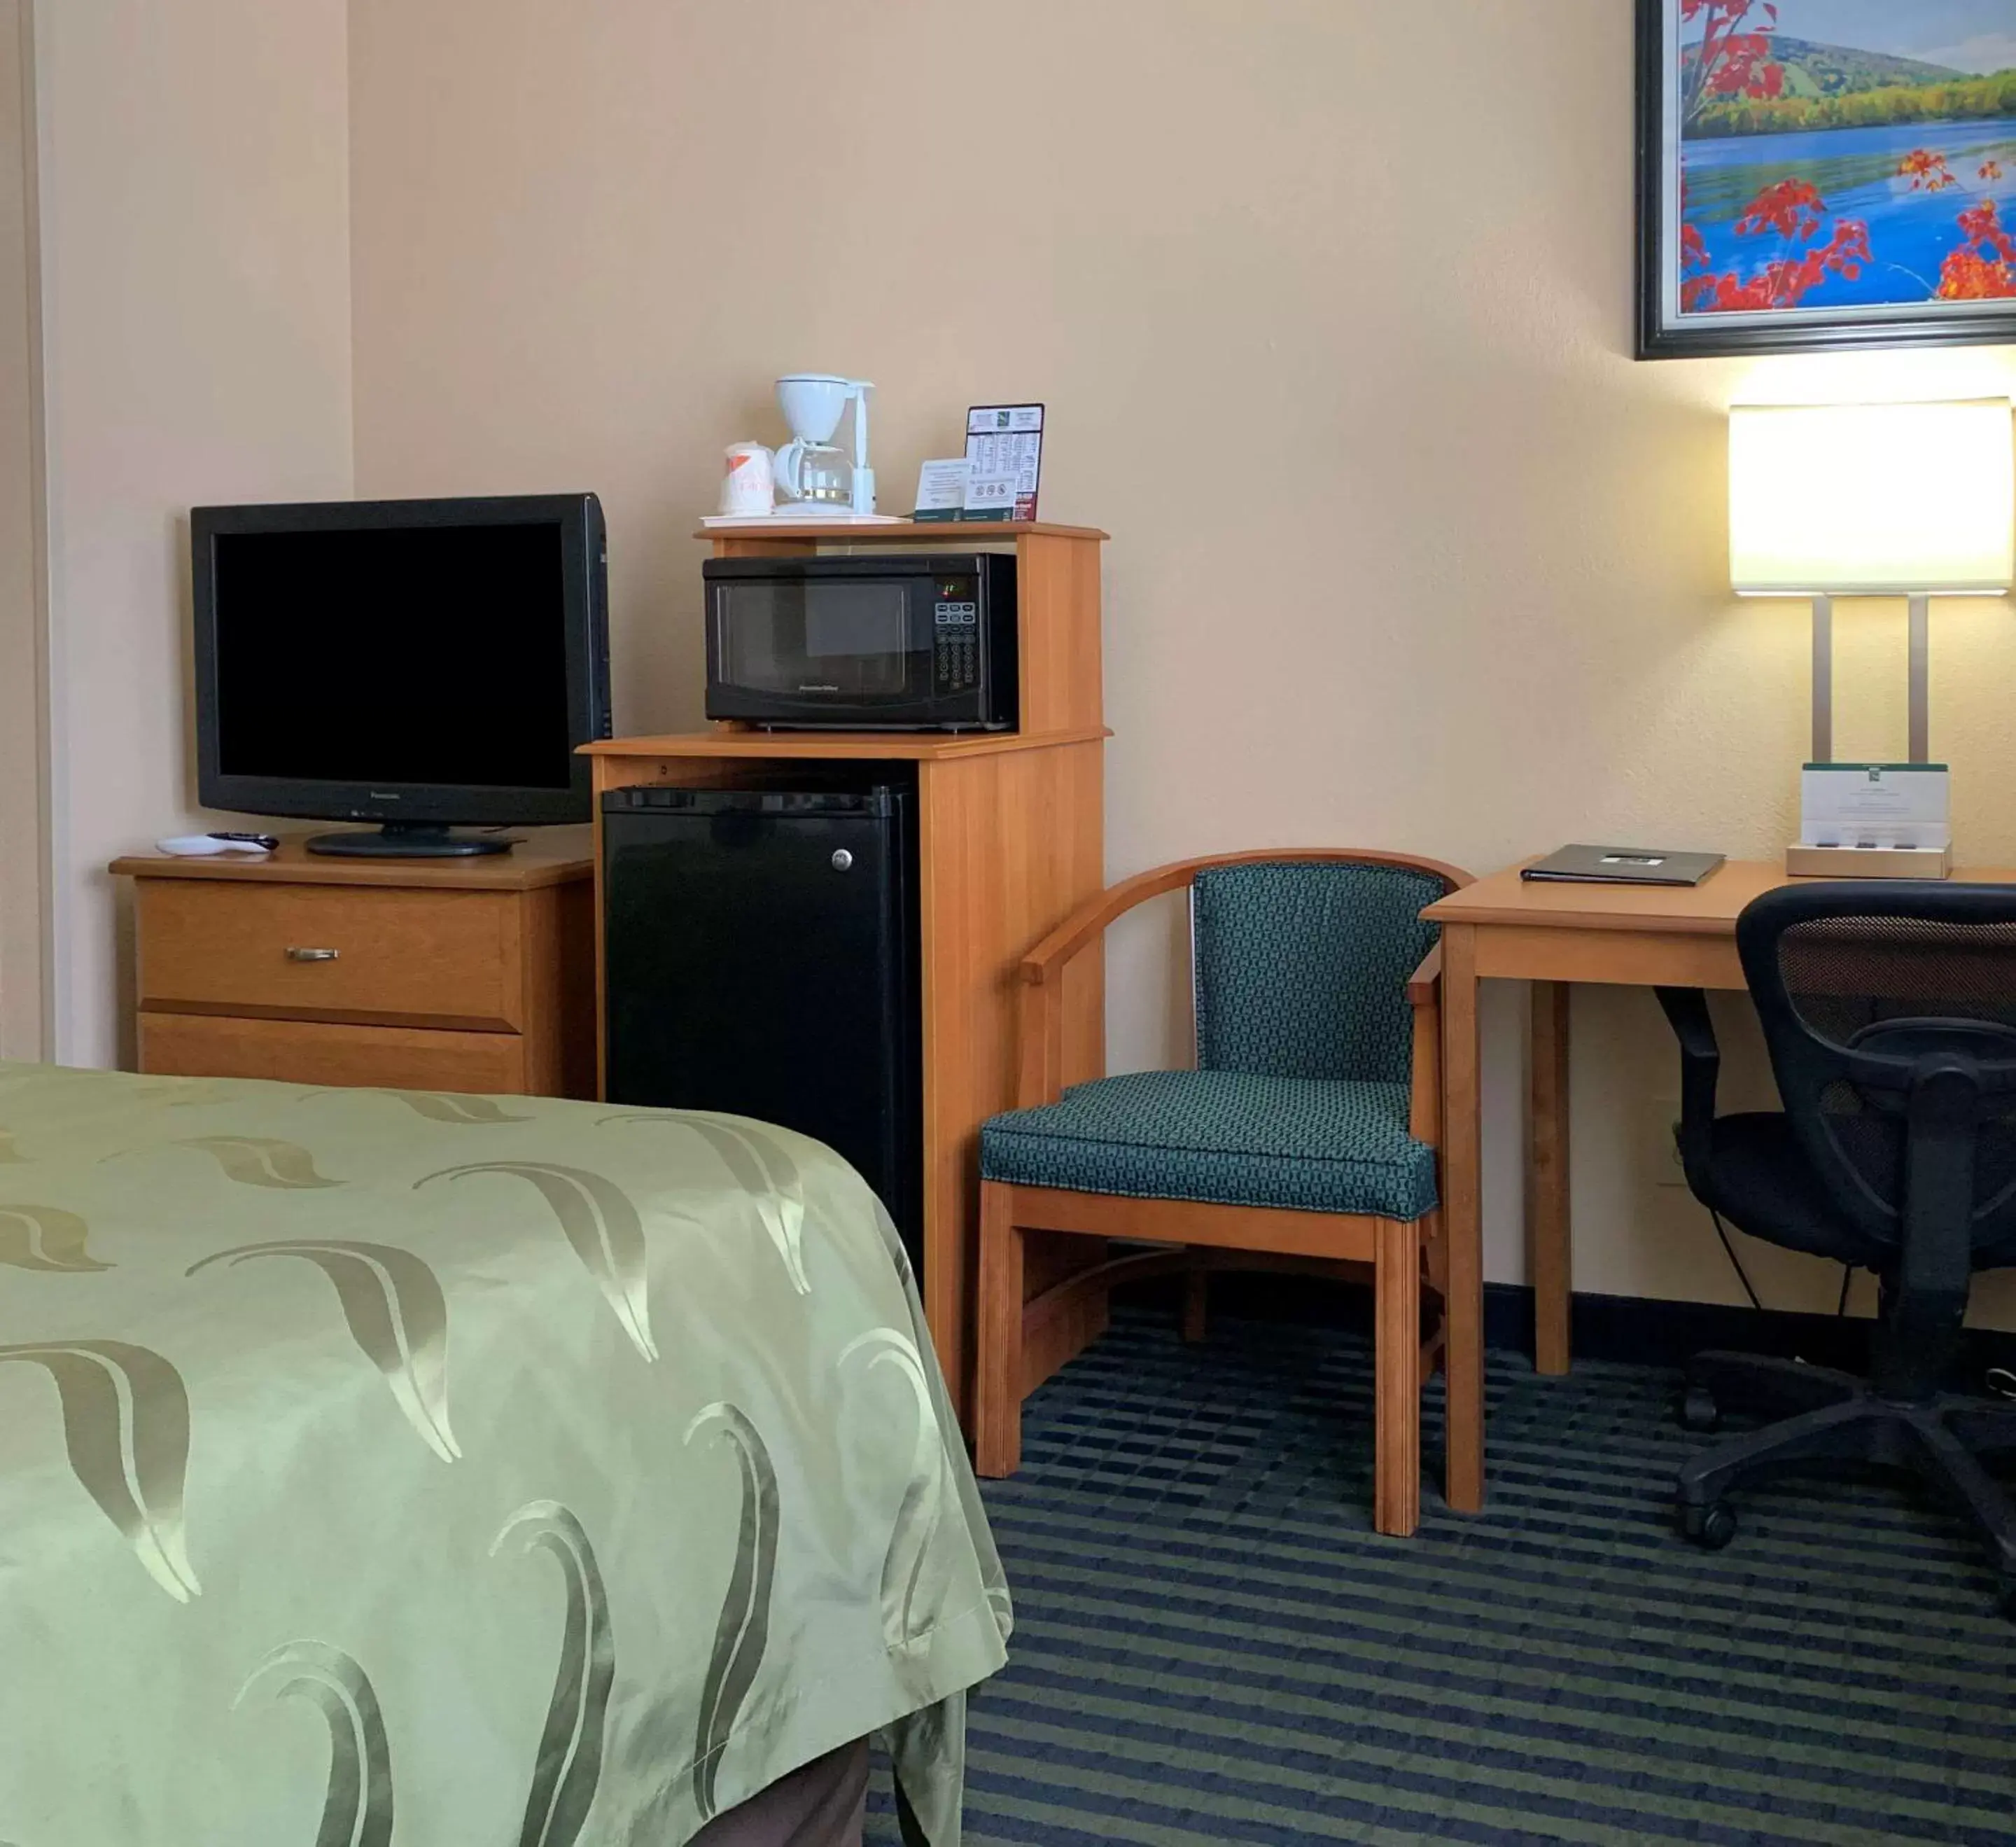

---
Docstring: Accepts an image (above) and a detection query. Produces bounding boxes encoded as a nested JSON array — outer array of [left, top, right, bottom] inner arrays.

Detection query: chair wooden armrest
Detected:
[[1406, 944, 1442, 1006], [1014, 849, 1473, 1113], [1016, 863, 1199, 1108], [1018, 860, 1203, 991], [1407, 945, 1443, 1145]]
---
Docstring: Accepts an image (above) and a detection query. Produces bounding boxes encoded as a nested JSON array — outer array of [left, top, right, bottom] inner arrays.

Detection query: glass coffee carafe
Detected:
[[785, 440, 854, 508]]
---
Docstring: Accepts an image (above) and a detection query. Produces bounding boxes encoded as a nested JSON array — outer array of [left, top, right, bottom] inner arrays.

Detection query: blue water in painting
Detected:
[[1683, 119, 2016, 305]]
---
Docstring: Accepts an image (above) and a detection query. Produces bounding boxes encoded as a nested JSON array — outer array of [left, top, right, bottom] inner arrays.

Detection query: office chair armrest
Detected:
[[1655, 986, 1721, 1191], [1408, 946, 1442, 1144]]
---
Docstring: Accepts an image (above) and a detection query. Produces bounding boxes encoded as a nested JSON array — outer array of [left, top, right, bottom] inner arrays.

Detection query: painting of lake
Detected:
[[1674, 0, 2016, 319]]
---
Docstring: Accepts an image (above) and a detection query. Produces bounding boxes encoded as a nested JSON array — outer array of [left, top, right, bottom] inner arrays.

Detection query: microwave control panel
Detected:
[[932, 577, 982, 693]]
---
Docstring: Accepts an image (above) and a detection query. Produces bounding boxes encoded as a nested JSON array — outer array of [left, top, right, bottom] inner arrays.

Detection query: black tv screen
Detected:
[[192, 496, 610, 844], [214, 524, 575, 789]]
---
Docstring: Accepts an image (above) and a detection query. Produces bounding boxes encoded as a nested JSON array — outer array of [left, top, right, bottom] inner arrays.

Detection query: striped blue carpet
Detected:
[[871, 1309, 2016, 1845]]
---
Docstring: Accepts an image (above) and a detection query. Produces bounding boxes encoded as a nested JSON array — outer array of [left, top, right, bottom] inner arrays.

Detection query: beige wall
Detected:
[[35, 0, 356, 1066], [0, 0, 44, 1061], [345, 0, 2016, 1321]]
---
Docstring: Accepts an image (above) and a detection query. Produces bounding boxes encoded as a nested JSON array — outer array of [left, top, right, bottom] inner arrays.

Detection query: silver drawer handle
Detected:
[[285, 947, 340, 963]]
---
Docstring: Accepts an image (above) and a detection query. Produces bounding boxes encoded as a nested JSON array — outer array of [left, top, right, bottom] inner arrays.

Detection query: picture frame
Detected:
[[1637, 0, 2016, 359]]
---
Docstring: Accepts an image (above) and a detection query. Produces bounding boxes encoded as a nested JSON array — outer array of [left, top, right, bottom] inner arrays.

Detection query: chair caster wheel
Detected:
[[1675, 1385, 1722, 1435], [1681, 1500, 1738, 1550]]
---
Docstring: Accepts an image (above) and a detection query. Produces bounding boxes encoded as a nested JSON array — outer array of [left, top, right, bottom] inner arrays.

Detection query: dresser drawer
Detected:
[[135, 881, 519, 1031], [139, 1012, 529, 1092]]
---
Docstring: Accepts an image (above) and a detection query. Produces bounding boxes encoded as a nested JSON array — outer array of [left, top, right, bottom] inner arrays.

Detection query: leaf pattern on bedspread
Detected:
[[188, 1241, 459, 1462], [603, 1113, 810, 1295], [841, 1329, 951, 1656], [685, 1402, 779, 1821], [374, 1091, 531, 1124], [237, 1641, 394, 1847], [414, 1164, 656, 1361], [0, 1204, 110, 1272], [0, 1339, 200, 1601], [493, 1503, 614, 1847], [174, 1136, 341, 1189], [159, 1080, 251, 1110]]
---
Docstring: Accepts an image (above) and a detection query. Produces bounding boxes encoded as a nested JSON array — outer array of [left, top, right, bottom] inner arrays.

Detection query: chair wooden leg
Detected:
[[974, 1181, 1026, 1478], [1420, 1208, 1447, 1380], [1374, 1215, 1422, 1538], [1182, 1265, 1210, 1344]]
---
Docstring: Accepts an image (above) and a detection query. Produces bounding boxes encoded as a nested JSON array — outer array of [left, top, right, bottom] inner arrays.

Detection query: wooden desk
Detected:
[[1421, 857, 2016, 1514]]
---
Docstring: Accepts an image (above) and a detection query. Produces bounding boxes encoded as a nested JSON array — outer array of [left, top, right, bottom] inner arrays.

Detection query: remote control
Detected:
[[154, 834, 275, 857]]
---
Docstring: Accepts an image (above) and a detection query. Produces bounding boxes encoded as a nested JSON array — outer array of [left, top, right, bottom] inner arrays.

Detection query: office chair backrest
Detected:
[[1191, 859, 1450, 1084], [1737, 882, 2016, 1254]]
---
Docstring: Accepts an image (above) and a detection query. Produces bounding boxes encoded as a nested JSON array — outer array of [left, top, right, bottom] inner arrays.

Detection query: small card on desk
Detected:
[[1522, 845, 1726, 887], [1799, 763, 1950, 853]]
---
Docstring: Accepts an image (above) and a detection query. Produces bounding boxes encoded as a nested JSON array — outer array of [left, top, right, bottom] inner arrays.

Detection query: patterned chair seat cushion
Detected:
[[980, 1069, 1437, 1222]]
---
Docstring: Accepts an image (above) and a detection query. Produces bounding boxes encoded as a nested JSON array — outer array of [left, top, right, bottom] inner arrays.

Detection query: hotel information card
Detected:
[[912, 458, 973, 522], [962, 404, 1044, 521], [1799, 764, 1952, 852]]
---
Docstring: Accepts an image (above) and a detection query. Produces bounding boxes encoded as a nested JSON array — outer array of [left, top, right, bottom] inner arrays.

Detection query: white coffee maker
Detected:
[[773, 374, 876, 517]]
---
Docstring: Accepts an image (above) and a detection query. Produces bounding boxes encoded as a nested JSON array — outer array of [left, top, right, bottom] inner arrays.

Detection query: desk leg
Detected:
[[1440, 924, 1485, 1514], [1531, 982, 1572, 1376]]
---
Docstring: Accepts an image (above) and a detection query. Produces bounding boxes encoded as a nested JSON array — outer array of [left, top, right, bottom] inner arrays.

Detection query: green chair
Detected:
[[972, 848, 1469, 1536]]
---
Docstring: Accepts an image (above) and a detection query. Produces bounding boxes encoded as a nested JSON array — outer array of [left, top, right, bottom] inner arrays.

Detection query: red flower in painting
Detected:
[[1681, 223, 1710, 270], [1938, 197, 2016, 298], [1733, 179, 1825, 242], [1708, 34, 1785, 97], [1681, 1, 1784, 126], [1982, 160, 2005, 182], [1938, 249, 2016, 298], [1684, 190, 1869, 314], [1900, 149, 1960, 193], [1958, 198, 2016, 260]]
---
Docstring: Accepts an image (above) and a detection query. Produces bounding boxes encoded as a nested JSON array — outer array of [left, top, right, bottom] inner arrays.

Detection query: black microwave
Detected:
[[704, 552, 1018, 731]]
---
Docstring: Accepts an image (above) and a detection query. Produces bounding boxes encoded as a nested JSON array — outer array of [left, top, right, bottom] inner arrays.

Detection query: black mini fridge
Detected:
[[601, 785, 923, 1272]]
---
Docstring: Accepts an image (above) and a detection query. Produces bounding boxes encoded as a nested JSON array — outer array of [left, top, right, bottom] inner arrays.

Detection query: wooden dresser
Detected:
[[111, 832, 596, 1096]]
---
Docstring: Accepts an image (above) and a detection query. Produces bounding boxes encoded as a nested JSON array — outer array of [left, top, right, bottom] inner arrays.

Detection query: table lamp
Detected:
[[1729, 399, 2015, 878]]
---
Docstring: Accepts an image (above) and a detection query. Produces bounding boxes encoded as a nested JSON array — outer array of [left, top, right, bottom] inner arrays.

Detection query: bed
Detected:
[[0, 1060, 1009, 1846]]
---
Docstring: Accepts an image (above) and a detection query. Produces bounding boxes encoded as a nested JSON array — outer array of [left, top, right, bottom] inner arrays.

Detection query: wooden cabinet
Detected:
[[112, 833, 596, 1096], [585, 521, 1111, 1423]]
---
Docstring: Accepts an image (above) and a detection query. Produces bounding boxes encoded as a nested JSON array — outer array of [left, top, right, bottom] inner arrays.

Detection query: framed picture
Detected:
[[1637, 0, 2016, 358]]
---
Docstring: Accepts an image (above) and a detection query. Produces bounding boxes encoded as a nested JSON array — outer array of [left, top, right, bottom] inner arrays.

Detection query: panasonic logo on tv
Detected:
[[369, 792, 402, 800]]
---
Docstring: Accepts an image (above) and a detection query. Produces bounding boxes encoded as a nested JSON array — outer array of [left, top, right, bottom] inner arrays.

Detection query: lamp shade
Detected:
[[1729, 400, 2015, 596]]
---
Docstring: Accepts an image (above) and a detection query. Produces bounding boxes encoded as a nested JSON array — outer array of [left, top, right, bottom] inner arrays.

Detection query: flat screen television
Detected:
[[191, 494, 612, 857]]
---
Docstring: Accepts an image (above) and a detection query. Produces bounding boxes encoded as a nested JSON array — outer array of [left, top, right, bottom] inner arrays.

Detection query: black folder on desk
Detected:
[[1522, 845, 1725, 888]]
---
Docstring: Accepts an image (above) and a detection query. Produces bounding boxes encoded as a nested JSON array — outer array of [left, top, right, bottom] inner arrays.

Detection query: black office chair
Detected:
[[1656, 882, 2016, 1613]]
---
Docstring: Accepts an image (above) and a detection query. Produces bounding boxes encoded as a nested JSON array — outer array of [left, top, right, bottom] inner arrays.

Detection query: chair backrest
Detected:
[[1191, 858, 1452, 1083], [1737, 881, 2016, 1256]]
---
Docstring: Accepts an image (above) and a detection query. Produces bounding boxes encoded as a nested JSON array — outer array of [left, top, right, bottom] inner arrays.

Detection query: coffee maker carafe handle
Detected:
[[772, 439, 806, 501]]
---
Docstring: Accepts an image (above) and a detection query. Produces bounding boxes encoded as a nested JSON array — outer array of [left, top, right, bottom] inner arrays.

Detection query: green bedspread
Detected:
[[0, 1061, 1009, 1846]]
